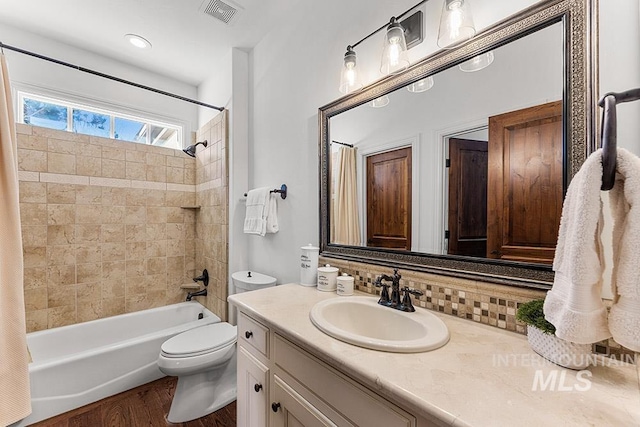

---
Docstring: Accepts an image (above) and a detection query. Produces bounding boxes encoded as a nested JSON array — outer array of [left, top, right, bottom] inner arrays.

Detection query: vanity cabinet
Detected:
[[237, 311, 426, 427], [238, 346, 269, 426], [237, 312, 271, 427]]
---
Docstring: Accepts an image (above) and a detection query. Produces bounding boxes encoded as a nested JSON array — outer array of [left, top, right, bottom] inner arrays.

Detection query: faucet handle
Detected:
[[400, 287, 423, 312], [374, 277, 391, 306], [403, 287, 423, 297]]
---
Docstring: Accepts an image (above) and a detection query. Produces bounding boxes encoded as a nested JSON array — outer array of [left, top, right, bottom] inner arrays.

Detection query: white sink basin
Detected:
[[310, 296, 449, 353]]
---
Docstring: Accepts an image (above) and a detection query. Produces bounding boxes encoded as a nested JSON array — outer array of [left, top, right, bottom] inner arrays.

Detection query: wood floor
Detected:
[[32, 376, 237, 427]]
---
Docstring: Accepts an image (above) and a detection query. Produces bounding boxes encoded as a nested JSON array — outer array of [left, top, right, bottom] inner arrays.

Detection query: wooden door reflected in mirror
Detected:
[[487, 101, 563, 264]]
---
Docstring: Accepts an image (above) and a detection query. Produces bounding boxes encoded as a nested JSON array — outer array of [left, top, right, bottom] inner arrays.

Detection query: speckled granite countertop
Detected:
[[228, 284, 640, 427]]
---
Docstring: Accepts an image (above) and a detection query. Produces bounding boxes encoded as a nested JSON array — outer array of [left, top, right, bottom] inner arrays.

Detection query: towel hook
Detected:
[[598, 88, 640, 191]]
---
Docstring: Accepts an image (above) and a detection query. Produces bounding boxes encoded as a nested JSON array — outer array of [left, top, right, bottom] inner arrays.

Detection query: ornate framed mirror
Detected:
[[319, 0, 597, 289]]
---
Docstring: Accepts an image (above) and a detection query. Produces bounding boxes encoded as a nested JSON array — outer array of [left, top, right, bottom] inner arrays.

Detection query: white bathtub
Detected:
[[13, 301, 220, 426]]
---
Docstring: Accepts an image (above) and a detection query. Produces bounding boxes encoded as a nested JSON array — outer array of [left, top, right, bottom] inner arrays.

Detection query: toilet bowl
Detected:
[[157, 322, 237, 423]]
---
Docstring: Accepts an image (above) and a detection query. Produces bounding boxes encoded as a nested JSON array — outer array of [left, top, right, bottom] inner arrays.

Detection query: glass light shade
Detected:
[[369, 95, 390, 108], [339, 48, 363, 94], [380, 21, 410, 75], [437, 0, 476, 49], [407, 76, 434, 93], [459, 51, 494, 72]]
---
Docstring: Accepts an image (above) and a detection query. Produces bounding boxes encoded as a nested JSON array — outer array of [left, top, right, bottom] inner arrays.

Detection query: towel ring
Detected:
[[598, 88, 640, 191]]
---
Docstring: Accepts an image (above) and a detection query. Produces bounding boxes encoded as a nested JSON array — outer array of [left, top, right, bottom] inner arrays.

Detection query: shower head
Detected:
[[182, 140, 208, 157]]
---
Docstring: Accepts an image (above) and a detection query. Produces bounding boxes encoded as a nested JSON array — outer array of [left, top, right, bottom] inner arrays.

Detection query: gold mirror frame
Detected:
[[318, 0, 597, 289]]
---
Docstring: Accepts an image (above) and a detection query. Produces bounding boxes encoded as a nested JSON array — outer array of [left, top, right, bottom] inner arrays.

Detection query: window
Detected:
[[23, 98, 67, 130], [18, 92, 182, 150]]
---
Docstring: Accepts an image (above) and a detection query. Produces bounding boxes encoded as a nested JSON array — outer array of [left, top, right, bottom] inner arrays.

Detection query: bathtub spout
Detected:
[[186, 288, 207, 301]]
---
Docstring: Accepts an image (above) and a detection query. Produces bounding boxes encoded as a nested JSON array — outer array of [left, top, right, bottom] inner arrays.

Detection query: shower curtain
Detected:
[[0, 53, 31, 425], [333, 147, 361, 245]]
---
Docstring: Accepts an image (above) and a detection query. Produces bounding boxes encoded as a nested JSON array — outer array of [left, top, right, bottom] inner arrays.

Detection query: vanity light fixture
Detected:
[[459, 51, 494, 72], [437, 0, 476, 49], [338, 0, 426, 94], [380, 18, 410, 75], [407, 76, 434, 93], [339, 46, 363, 94], [369, 95, 390, 108], [124, 34, 152, 50]]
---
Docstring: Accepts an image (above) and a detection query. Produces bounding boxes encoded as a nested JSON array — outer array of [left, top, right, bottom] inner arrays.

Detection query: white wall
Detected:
[[599, 0, 640, 154], [197, 49, 233, 126], [245, 0, 542, 284], [0, 22, 199, 144]]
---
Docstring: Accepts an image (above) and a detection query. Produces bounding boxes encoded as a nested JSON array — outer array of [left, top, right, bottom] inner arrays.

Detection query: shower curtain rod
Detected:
[[0, 42, 224, 111], [331, 140, 354, 148]]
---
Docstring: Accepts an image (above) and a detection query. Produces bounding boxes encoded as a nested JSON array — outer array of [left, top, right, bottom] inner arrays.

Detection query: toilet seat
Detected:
[[161, 323, 237, 358]]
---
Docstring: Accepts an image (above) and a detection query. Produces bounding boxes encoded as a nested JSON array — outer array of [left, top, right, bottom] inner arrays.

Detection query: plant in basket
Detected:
[[516, 299, 592, 370]]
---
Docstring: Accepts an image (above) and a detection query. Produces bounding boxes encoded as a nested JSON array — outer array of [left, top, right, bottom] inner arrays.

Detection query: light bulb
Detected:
[[380, 19, 410, 75], [339, 47, 363, 94], [437, 0, 476, 49], [388, 38, 401, 67]]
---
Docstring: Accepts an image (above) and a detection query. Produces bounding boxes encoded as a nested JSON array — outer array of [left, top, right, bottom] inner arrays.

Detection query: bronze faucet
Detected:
[[374, 268, 424, 312]]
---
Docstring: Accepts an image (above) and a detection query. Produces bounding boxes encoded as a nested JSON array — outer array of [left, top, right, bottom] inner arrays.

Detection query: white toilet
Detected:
[[157, 322, 237, 423], [157, 270, 276, 423], [232, 270, 277, 293], [230, 270, 277, 324]]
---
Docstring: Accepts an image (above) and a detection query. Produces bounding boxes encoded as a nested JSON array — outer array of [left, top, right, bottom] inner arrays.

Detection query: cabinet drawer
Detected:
[[272, 374, 348, 427], [238, 312, 269, 357], [274, 335, 416, 427]]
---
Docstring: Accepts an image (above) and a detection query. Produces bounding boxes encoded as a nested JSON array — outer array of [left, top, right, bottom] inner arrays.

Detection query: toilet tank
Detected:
[[232, 271, 277, 293]]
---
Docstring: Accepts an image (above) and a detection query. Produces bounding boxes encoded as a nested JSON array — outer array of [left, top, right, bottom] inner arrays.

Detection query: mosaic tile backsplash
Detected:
[[321, 257, 636, 362]]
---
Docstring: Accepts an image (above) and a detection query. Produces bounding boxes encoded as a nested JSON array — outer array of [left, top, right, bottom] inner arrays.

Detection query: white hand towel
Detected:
[[607, 148, 640, 351], [544, 149, 612, 344], [244, 187, 270, 236], [266, 193, 279, 234]]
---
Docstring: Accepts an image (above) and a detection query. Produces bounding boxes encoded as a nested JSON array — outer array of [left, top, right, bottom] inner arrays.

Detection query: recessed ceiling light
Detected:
[[124, 34, 152, 49]]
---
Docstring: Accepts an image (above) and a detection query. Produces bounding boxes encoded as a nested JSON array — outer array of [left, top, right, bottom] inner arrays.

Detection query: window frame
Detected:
[[17, 90, 183, 149]]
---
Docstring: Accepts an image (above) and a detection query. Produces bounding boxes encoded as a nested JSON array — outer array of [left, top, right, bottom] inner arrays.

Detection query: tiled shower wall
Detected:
[[194, 112, 229, 321], [17, 124, 200, 332]]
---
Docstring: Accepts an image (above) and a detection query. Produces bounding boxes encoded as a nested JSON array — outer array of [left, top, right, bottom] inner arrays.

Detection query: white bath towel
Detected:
[[266, 193, 279, 234], [244, 187, 270, 236], [607, 148, 640, 351], [544, 149, 612, 344]]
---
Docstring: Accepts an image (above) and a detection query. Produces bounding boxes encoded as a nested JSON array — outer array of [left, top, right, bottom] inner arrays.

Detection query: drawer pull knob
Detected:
[[272, 402, 281, 412], [254, 383, 263, 392], [245, 331, 253, 339]]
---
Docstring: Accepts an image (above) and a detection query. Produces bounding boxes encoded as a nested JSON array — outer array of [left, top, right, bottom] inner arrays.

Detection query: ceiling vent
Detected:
[[200, 0, 244, 26]]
